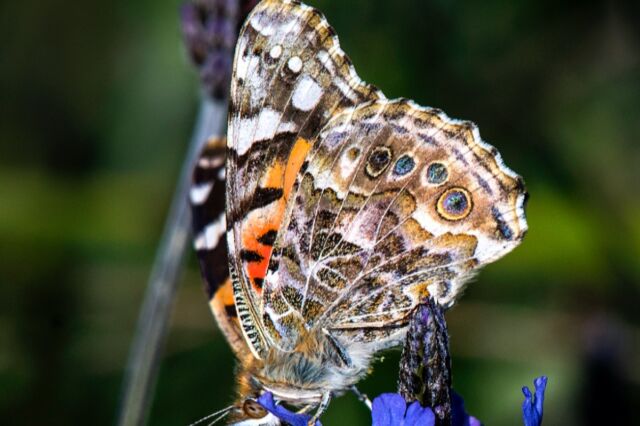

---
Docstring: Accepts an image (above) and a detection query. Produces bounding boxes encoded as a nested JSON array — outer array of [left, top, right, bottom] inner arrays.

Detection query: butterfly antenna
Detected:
[[188, 405, 233, 426], [205, 409, 232, 426]]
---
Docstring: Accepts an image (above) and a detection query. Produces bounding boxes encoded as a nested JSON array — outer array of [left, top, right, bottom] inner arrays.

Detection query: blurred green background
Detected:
[[1, 0, 639, 425]]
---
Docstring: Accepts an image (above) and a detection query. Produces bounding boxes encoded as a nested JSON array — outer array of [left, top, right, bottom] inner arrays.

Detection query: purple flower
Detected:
[[374, 378, 549, 426], [522, 376, 547, 426], [451, 392, 482, 426], [372, 393, 435, 426], [256, 392, 321, 426]]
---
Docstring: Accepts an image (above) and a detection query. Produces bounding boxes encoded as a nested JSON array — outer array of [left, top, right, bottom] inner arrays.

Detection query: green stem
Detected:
[[117, 96, 227, 426]]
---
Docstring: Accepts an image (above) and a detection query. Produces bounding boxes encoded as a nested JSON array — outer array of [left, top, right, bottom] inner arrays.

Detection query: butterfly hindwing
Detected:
[[226, 0, 383, 358], [263, 99, 527, 351]]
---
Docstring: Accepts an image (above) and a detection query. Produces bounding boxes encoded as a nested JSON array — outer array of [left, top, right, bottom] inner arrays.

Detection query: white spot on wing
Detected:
[[412, 207, 440, 234], [197, 156, 224, 169], [190, 182, 213, 205], [235, 54, 249, 80], [292, 76, 323, 111], [317, 50, 333, 72], [269, 44, 282, 59], [288, 56, 303, 73], [339, 145, 359, 179], [234, 34, 249, 80], [250, 13, 275, 36], [235, 108, 297, 156], [194, 216, 226, 250]]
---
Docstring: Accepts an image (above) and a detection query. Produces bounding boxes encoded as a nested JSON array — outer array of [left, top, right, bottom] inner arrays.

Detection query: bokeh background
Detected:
[[2, 0, 639, 425]]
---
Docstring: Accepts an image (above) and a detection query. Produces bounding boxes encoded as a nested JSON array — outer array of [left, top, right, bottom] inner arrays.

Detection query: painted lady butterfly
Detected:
[[190, 0, 527, 423]]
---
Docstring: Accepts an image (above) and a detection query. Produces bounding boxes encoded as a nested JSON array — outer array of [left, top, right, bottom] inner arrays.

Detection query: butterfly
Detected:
[[190, 0, 528, 424]]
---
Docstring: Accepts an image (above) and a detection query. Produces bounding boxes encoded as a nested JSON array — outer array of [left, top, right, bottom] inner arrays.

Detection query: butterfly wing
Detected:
[[191, 137, 251, 358], [226, 0, 384, 358], [264, 99, 528, 351]]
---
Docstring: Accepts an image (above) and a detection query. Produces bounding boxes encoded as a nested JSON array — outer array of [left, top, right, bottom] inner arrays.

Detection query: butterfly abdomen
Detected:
[[256, 329, 371, 399]]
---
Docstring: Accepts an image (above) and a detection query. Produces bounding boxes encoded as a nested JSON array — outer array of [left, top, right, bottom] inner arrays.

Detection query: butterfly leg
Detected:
[[296, 405, 314, 415], [308, 392, 331, 426], [350, 385, 372, 410]]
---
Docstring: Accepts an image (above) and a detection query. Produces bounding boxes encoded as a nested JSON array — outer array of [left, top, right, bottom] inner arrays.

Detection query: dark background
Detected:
[[1, 0, 639, 425]]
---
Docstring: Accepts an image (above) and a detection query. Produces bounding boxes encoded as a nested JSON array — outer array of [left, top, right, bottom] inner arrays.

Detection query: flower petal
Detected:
[[257, 392, 321, 426], [522, 376, 547, 426], [451, 391, 482, 426], [372, 393, 408, 426], [404, 401, 436, 426]]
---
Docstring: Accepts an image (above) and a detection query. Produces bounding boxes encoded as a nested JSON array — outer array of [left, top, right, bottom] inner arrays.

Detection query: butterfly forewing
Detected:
[[226, 0, 383, 358]]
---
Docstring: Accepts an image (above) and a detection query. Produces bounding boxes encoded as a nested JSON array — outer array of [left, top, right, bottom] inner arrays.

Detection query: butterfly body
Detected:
[[240, 328, 368, 402], [190, 0, 527, 423]]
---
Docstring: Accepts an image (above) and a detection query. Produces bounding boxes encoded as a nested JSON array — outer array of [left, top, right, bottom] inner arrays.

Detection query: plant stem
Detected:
[[117, 96, 227, 426]]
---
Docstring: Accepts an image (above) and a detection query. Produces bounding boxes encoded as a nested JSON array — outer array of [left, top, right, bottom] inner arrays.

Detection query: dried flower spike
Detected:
[[180, 0, 258, 99], [398, 300, 452, 424]]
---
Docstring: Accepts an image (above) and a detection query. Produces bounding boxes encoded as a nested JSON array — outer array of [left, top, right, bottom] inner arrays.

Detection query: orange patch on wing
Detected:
[[214, 277, 235, 307], [244, 227, 274, 287], [263, 161, 285, 188], [240, 138, 311, 293], [284, 137, 311, 197], [210, 278, 249, 356]]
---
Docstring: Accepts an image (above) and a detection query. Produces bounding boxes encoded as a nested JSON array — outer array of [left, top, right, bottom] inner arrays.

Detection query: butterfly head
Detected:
[[223, 365, 269, 424], [226, 399, 281, 426], [226, 377, 279, 425], [227, 380, 315, 426], [227, 360, 302, 426]]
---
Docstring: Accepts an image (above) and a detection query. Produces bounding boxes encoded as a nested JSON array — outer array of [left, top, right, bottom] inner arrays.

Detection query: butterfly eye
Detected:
[[393, 155, 415, 176], [426, 162, 448, 185], [366, 146, 392, 178], [437, 187, 473, 221], [243, 399, 268, 419]]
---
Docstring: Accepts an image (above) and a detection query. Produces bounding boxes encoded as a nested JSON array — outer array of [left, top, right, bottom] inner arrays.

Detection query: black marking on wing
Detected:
[[225, 304, 238, 318], [257, 229, 278, 246], [240, 249, 265, 262], [473, 172, 493, 195], [197, 243, 229, 299], [250, 187, 284, 210], [253, 277, 264, 289], [492, 206, 514, 240]]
